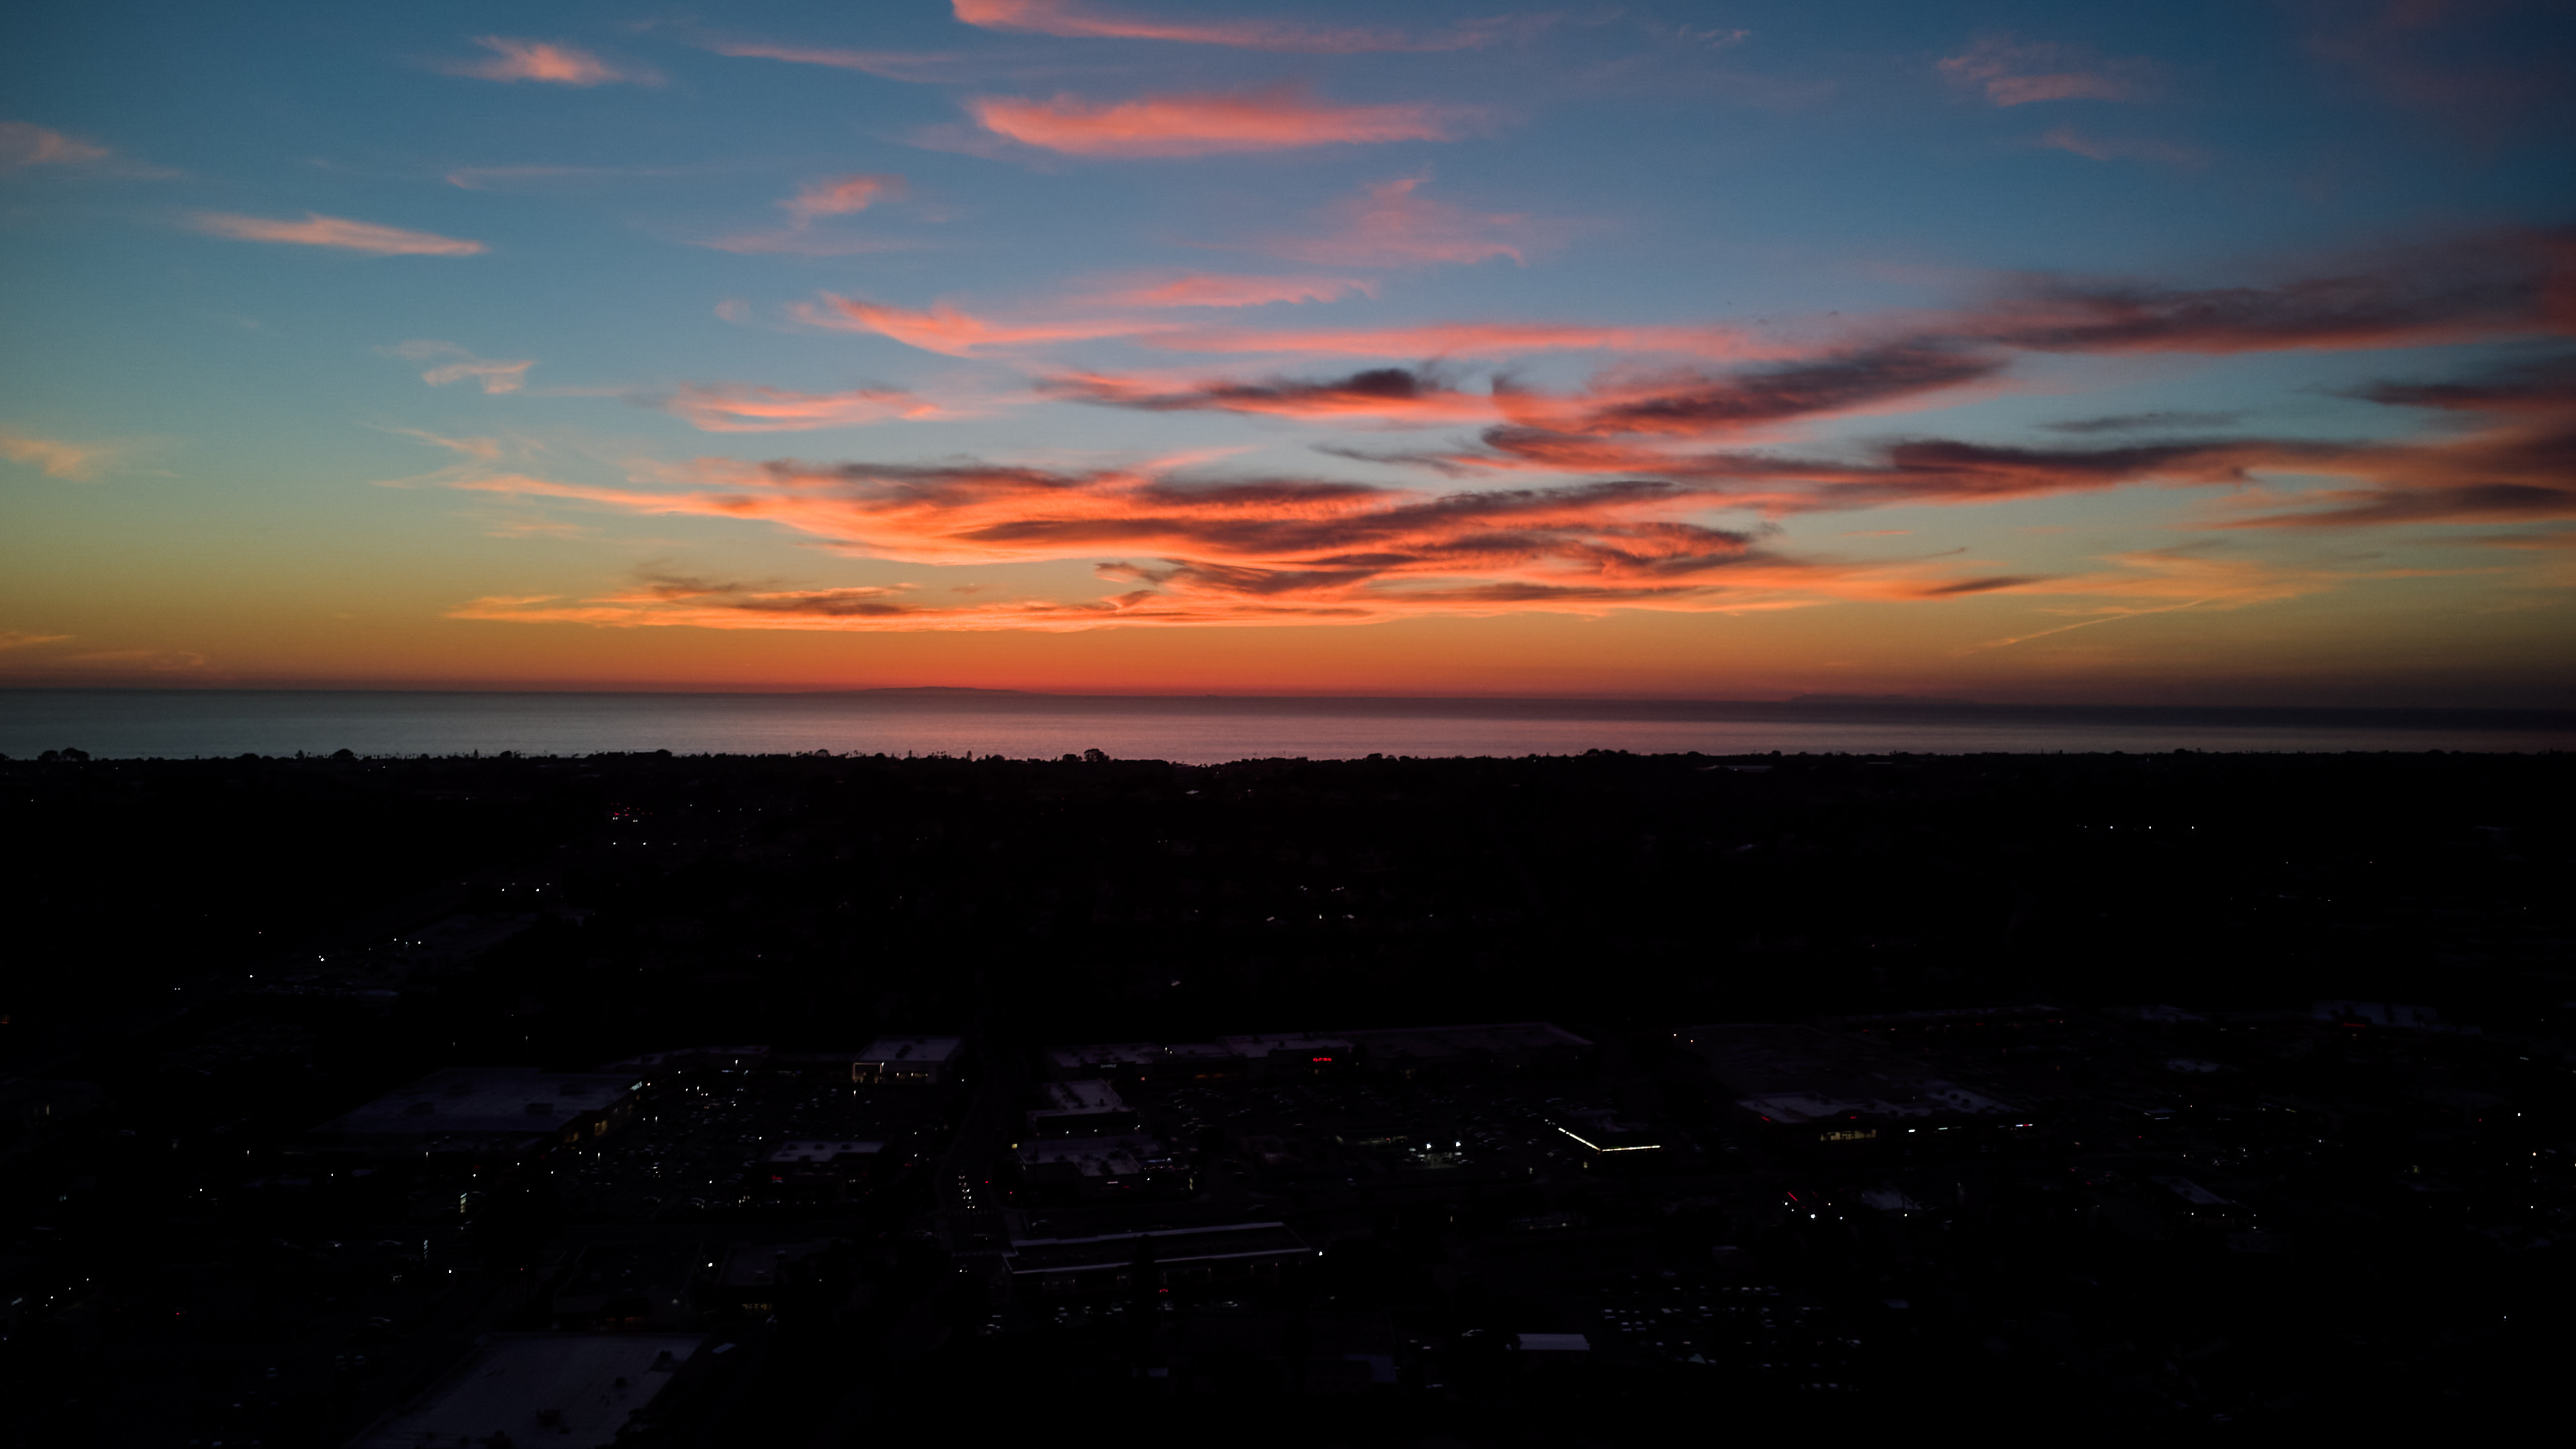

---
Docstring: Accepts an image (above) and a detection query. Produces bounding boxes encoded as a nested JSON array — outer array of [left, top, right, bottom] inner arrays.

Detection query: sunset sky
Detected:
[[3, 1, 2571, 703]]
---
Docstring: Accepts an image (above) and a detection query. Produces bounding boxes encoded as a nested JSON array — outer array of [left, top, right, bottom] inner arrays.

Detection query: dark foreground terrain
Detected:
[[3, 747, 2571, 1444]]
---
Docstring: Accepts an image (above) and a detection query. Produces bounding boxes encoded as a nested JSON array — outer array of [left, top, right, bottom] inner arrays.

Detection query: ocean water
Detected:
[[2, 689, 2568, 762]]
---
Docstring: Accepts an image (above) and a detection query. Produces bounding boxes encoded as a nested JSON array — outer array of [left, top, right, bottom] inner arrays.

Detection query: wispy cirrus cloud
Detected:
[[796, 292, 1764, 360], [2301, 0, 2569, 141], [1350, 350, 2576, 530], [2043, 411, 2244, 435], [816, 225, 2572, 364], [650, 382, 950, 432], [949, 0, 1526, 54], [2206, 356, 2576, 528], [440, 447, 2296, 634], [1248, 175, 1564, 266], [193, 212, 486, 256], [1037, 348, 2007, 432], [783, 174, 905, 223], [1938, 226, 2576, 356], [374, 426, 504, 462], [703, 174, 913, 255], [963, 84, 1468, 157], [1, 428, 120, 480], [0, 630, 75, 652], [702, 40, 967, 83], [794, 295, 1147, 354], [2038, 126, 2205, 167], [440, 37, 657, 86], [1040, 366, 1498, 424], [424, 354, 2576, 636], [1073, 273, 1378, 308], [383, 340, 532, 394], [1, 121, 111, 170], [1938, 34, 2156, 106], [444, 164, 694, 191], [1958, 548, 2358, 652], [440, 457, 1843, 630]]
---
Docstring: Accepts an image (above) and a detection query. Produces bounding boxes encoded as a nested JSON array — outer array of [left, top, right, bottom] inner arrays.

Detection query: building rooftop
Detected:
[[348, 1333, 705, 1449], [1343, 1022, 1594, 1055], [1037, 1080, 1125, 1113], [716, 1242, 832, 1289], [766, 1140, 884, 1165], [1686, 1024, 2021, 1123], [308, 1067, 637, 1155], [1016, 1134, 1170, 1178], [856, 1036, 963, 1064], [1006, 1221, 1313, 1275], [1218, 1033, 1355, 1060]]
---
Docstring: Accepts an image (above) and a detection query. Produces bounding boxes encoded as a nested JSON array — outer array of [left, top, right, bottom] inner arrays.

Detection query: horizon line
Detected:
[[2, 682, 2571, 722]]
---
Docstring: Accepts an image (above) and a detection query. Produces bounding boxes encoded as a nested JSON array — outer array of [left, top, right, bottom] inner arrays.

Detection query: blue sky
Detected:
[[3, 1, 2571, 701]]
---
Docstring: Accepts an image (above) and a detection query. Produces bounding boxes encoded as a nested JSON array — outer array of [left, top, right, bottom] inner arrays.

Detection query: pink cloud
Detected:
[[2038, 126, 2205, 166], [1039, 366, 1500, 424], [784, 174, 906, 222], [442, 458, 1848, 629], [653, 383, 949, 432], [0, 428, 117, 480], [1251, 176, 1558, 267], [1143, 319, 1766, 359], [0, 121, 111, 169], [949, 0, 1517, 53], [1938, 35, 2152, 106], [384, 340, 532, 393], [429, 353, 2576, 636], [1078, 273, 1379, 308], [702, 174, 914, 254], [964, 84, 1462, 157], [704, 41, 966, 83], [797, 292, 1766, 361], [444, 36, 656, 86], [2303, 0, 2563, 141], [192, 212, 487, 256], [794, 295, 1148, 354]]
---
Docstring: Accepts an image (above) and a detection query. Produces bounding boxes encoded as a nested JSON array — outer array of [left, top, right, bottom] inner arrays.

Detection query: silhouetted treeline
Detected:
[[7, 748, 2568, 1079]]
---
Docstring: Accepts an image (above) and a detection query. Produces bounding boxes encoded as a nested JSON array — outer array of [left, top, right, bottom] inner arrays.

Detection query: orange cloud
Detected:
[[704, 42, 965, 83], [794, 295, 1146, 354], [2205, 359, 2576, 528], [442, 449, 2177, 634], [429, 354, 2571, 638], [444, 438, 2182, 641], [1937, 36, 2153, 106], [831, 227, 2571, 364], [193, 212, 486, 256], [798, 292, 1765, 361], [965, 85, 1461, 157], [444, 37, 655, 86], [385, 340, 532, 394], [784, 174, 905, 222], [1250, 176, 1557, 266], [0, 428, 117, 480], [703, 174, 914, 254], [1957, 549, 2357, 652], [653, 383, 949, 432], [1041, 366, 1500, 424], [1358, 350, 2576, 530], [949, 0, 1515, 53], [1145, 319, 1768, 360], [1078, 273, 1378, 308], [0, 121, 111, 169], [1037, 354, 1997, 432]]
